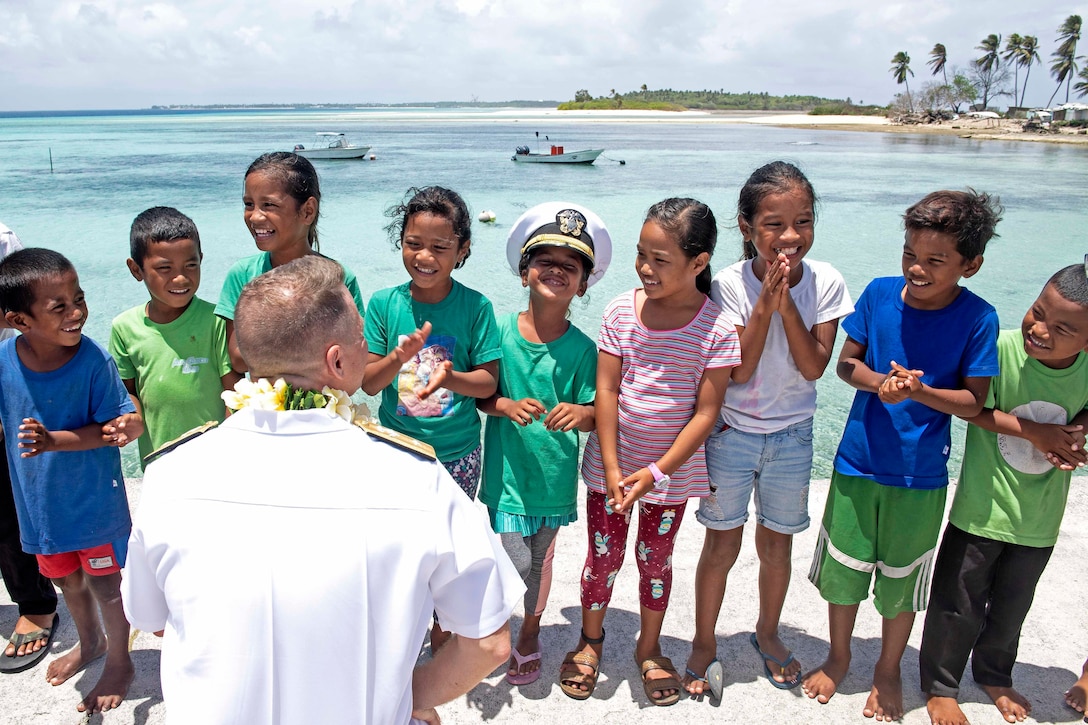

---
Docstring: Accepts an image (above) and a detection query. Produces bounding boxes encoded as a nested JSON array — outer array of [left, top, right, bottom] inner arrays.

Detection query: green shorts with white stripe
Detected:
[[808, 470, 946, 618]]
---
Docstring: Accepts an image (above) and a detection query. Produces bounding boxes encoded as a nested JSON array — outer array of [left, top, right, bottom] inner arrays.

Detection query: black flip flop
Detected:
[[0, 613, 59, 674]]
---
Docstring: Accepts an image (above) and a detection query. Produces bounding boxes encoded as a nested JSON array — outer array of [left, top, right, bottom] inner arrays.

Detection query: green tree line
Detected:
[[559, 88, 883, 113]]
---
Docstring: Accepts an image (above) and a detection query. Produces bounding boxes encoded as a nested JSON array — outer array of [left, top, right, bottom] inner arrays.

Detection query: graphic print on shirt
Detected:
[[171, 356, 210, 374], [395, 335, 456, 418], [997, 400, 1067, 475]]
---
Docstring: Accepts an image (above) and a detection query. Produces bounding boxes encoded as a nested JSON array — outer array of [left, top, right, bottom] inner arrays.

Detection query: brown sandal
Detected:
[[558, 628, 604, 700], [638, 656, 683, 707]]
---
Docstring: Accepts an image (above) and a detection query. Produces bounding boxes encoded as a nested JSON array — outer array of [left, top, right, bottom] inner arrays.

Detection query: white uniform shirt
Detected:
[[711, 258, 853, 433], [122, 408, 523, 725]]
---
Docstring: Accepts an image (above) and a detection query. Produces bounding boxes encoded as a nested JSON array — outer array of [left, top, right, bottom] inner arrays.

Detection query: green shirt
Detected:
[[365, 281, 502, 462], [480, 313, 597, 517], [214, 252, 366, 320], [951, 329, 1088, 547], [109, 297, 233, 467]]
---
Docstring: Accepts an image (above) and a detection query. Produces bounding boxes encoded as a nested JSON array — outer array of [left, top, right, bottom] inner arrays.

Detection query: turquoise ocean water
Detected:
[[2, 108, 1087, 478]]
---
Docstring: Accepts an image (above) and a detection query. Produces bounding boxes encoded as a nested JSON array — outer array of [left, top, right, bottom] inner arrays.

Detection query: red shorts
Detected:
[[36, 540, 124, 579]]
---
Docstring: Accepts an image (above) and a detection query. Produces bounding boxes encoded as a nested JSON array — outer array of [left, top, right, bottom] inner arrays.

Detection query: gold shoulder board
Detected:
[[142, 421, 220, 467], [353, 419, 437, 460]]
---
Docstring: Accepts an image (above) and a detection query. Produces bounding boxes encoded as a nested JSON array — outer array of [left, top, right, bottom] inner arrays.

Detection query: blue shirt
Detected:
[[0, 337, 135, 554], [834, 277, 1000, 488]]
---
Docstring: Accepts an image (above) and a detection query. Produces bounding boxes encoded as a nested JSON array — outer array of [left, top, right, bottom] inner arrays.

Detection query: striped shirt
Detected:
[[582, 289, 741, 505]]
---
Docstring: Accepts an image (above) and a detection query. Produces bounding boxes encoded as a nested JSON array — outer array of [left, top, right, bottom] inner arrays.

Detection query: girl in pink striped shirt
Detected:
[[558, 198, 741, 706]]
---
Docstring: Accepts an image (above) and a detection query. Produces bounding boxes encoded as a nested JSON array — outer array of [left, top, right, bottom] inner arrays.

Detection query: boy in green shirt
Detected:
[[110, 207, 239, 467], [920, 261, 1088, 725]]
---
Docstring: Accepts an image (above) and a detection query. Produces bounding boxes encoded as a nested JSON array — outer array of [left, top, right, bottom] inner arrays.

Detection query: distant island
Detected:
[[558, 88, 887, 115], [149, 101, 561, 110]]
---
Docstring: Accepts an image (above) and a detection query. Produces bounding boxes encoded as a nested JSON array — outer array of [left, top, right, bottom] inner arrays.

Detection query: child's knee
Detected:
[[702, 527, 743, 565], [85, 571, 123, 605]]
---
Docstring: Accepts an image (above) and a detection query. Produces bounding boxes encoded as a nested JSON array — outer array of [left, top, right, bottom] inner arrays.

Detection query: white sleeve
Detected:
[[814, 263, 854, 325], [428, 469, 524, 639], [121, 523, 169, 632]]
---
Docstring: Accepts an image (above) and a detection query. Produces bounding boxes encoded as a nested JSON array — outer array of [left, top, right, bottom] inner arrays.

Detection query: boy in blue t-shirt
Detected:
[[110, 207, 238, 467], [804, 190, 1003, 721], [0, 249, 143, 715]]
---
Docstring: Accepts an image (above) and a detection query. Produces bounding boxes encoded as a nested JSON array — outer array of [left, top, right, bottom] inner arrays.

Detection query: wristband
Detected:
[[648, 462, 670, 489]]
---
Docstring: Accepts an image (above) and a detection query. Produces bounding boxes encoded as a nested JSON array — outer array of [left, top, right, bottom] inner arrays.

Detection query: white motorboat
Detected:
[[511, 144, 603, 164], [294, 132, 371, 160]]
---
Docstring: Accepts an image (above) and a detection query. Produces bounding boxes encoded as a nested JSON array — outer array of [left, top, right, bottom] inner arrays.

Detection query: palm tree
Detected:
[[1075, 62, 1088, 98], [974, 34, 1002, 109], [1048, 15, 1082, 107], [1003, 34, 1023, 106], [927, 43, 949, 86], [1018, 36, 1042, 106], [890, 51, 914, 111]]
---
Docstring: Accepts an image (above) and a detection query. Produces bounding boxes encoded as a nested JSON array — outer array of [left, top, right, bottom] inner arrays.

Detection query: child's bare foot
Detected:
[[926, 695, 969, 725], [683, 644, 717, 695], [982, 685, 1031, 723], [4, 613, 56, 657], [77, 657, 135, 713], [802, 655, 850, 704], [1066, 670, 1088, 712], [863, 663, 903, 721], [46, 640, 107, 686]]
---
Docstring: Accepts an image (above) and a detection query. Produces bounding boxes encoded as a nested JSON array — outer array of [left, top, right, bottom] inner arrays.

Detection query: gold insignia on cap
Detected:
[[556, 209, 586, 238]]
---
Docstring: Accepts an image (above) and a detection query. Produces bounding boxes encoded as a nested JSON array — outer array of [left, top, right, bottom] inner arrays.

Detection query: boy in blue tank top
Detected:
[[804, 190, 1003, 721]]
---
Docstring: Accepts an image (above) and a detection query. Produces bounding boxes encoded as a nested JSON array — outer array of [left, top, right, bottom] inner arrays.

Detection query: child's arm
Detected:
[[836, 337, 886, 392], [362, 321, 432, 396], [479, 394, 546, 426], [224, 320, 247, 374], [594, 351, 625, 510], [18, 411, 144, 458], [880, 362, 991, 418], [615, 365, 732, 513], [967, 407, 1088, 471], [730, 258, 788, 384], [419, 361, 499, 400]]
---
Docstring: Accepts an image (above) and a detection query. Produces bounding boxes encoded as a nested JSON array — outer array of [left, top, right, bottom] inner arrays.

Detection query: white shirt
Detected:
[[0, 222, 23, 345], [122, 408, 523, 725], [711, 258, 853, 433]]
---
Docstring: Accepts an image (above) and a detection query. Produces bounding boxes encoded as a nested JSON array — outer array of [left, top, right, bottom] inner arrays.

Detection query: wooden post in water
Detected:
[[49, 148, 53, 173]]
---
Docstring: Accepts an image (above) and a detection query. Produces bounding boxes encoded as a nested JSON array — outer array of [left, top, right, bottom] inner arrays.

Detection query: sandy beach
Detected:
[[2, 475, 1086, 725]]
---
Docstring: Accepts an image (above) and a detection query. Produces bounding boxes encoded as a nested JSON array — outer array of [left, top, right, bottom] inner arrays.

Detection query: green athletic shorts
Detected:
[[808, 470, 946, 618]]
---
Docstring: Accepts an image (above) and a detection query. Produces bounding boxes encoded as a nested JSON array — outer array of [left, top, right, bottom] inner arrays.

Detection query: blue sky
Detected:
[[0, 1, 1081, 110]]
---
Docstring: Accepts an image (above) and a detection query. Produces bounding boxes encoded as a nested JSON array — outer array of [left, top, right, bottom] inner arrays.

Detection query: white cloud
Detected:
[[0, 0, 1081, 109]]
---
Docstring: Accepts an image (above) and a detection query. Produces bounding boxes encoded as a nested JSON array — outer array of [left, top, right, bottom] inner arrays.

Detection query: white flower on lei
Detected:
[[321, 386, 356, 422], [221, 377, 288, 412]]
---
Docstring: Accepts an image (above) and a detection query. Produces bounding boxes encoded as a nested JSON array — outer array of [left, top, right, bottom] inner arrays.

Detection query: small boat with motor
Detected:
[[293, 132, 371, 160], [511, 144, 603, 164]]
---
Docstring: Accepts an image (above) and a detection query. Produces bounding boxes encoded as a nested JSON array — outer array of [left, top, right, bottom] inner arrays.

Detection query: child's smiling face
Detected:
[[127, 238, 201, 324], [522, 246, 587, 302], [1022, 281, 1088, 369], [401, 212, 468, 304], [11, 270, 87, 351], [741, 186, 814, 283], [901, 228, 982, 310], [243, 170, 316, 260]]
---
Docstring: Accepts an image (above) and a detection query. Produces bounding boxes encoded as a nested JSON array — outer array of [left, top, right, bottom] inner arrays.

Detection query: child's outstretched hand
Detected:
[[499, 397, 546, 426], [17, 418, 54, 458], [543, 403, 591, 432], [418, 360, 453, 399], [878, 360, 923, 404], [394, 321, 432, 364], [102, 412, 143, 447]]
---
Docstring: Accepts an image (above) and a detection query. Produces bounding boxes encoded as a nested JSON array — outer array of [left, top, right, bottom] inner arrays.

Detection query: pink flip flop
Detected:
[[505, 647, 542, 685]]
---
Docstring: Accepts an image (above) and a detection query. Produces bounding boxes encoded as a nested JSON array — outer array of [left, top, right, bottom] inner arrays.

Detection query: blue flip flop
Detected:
[[685, 658, 724, 701], [749, 632, 801, 690]]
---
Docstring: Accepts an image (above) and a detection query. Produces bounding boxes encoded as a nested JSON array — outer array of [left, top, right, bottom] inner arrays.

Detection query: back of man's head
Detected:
[[235, 256, 354, 377]]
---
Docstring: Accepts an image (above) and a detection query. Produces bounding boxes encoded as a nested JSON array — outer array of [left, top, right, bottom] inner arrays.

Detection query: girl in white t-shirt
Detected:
[[558, 198, 740, 707], [683, 162, 853, 700]]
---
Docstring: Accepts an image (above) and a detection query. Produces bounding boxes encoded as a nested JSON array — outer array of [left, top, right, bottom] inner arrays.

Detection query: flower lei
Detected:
[[222, 378, 366, 423]]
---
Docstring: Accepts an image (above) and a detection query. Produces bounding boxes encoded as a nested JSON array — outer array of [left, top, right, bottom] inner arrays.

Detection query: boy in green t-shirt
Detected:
[[110, 207, 239, 467], [919, 262, 1088, 725]]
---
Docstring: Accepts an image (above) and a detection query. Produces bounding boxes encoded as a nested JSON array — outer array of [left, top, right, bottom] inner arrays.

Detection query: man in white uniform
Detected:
[[122, 256, 522, 725]]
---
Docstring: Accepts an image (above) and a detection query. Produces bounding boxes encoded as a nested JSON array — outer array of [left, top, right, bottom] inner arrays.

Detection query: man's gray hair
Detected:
[[235, 256, 356, 375]]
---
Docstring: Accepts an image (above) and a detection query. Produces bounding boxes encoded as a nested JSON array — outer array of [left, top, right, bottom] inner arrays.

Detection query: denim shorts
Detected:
[[696, 417, 814, 534]]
